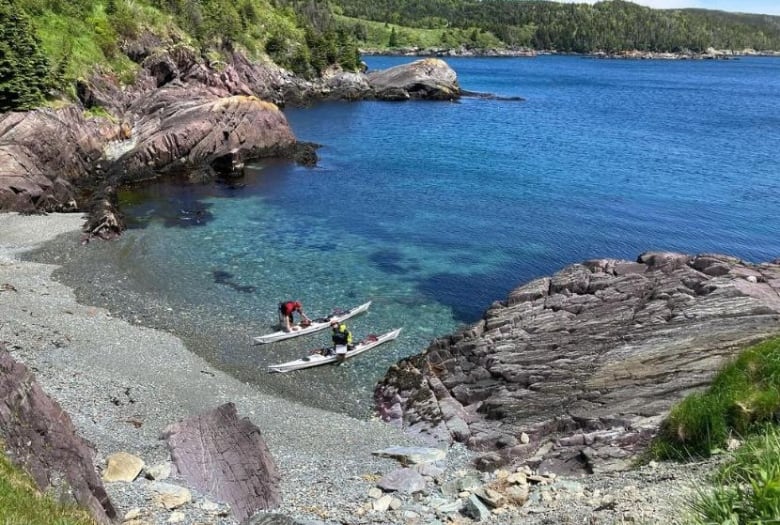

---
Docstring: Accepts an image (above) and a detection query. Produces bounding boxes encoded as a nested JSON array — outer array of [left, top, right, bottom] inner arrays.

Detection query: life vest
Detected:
[[331, 323, 352, 345]]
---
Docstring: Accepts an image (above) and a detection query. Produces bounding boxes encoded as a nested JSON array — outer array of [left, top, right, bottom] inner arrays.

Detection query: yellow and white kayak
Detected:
[[267, 328, 402, 373]]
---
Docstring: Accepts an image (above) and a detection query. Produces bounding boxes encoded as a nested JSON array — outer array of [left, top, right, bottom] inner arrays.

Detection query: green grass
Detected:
[[650, 336, 780, 460], [645, 337, 780, 523], [0, 451, 97, 525], [686, 425, 780, 524], [34, 8, 137, 85], [83, 106, 115, 120], [335, 15, 503, 50]]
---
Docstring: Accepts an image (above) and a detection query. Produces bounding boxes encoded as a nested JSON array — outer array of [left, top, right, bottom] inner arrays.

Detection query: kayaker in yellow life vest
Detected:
[[330, 320, 353, 363]]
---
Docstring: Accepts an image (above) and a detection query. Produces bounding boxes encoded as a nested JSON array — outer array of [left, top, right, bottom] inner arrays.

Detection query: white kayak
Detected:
[[253, 301, 371, 344], [267, 328, 402, 373]]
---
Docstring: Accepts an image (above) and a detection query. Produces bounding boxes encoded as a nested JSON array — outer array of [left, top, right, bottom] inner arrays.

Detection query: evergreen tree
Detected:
[[388, 26, 398, 47], [0, 0, 50, 111], [330, 0, 780, 52]]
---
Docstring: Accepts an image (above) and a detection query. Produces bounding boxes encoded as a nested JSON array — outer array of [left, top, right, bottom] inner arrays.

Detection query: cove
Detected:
[[52, 55, 780, 416]]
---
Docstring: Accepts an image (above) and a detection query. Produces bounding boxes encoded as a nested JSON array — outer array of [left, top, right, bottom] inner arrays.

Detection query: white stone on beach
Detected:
[[103, 451, 145, 482], [151, 482, 192, 510]]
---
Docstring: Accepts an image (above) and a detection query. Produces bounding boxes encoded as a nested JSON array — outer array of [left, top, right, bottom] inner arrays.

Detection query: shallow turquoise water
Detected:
[[114, 55, 780, 406]]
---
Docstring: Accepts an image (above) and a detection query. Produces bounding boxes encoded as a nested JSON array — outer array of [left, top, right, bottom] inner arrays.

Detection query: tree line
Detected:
[[0, 0, 50, 111], [4, 0, 780, 111], [329, 0, 780, 52]]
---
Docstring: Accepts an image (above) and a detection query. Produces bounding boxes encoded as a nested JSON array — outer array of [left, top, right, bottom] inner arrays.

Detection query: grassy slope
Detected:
[[335, 14, 503, 50], [33, 8, 137, 84], [0, 450, 97, 525], [648, 336, 780, 523], [23, 0, 305, 87]]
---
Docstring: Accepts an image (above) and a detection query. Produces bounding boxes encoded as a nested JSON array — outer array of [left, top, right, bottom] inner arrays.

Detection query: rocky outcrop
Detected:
[[366, 58, 460, 101], [163, 403, 281, 522], [0, 107, 121, 212], [114, 84, 296, 180], [375, 252, 780, 474], [0, 60, 308, 238], [146, 51, 461, 104], [0, 348, 116, 524], [1, 46, 461, 225]]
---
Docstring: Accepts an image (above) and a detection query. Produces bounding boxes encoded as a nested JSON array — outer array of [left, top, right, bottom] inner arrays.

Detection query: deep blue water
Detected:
[[114, 56, 780, 400]]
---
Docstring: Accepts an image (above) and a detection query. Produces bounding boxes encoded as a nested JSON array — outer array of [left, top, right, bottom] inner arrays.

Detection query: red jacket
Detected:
[[280, 301, 302, 315]]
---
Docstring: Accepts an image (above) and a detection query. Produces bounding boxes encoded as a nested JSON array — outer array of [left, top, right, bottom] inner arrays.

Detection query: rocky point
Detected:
[[375, 252, 780, 474]]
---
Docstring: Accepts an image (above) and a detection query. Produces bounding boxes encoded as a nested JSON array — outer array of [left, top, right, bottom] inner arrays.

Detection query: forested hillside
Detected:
[[0, 0, 361, 110], [330, 0, 780, 52], [4, 0, 780, 112]]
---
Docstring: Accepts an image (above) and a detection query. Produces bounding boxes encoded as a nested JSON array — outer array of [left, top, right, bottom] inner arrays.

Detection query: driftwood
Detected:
[[0, 348, 116, 524], [80, 184, 124, 242], [163, 402, 281, 522]]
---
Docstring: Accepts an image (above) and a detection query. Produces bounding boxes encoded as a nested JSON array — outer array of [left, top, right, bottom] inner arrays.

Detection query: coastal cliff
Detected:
[[0, 48, 460, 237], [375, 252, 780, 473]]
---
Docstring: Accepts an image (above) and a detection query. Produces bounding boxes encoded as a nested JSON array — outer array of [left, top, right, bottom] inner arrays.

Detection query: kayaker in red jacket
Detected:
[[278, 300, 310, 332]]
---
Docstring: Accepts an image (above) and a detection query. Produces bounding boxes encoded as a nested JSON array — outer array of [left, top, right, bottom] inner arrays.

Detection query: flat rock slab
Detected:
[[377, 467, 427, 493], [163, 402, 281, 522], [372, 446, 447, 465]]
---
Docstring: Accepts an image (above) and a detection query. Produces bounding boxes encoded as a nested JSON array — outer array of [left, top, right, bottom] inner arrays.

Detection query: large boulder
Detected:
[[0, 348, 116, 524], [366, 58, 460, 101], [114, 83, 297, 180], [375, 253, 780, 473], [163, 403, 281, 522]]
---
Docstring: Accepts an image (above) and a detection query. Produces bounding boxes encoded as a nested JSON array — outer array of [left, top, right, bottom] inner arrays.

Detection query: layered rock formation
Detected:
[[0, 48, 460, 232], [0, 107, 120, 212], [366, 58, 460, 101], [0, 348, 116, 524], [0, 85, 302, 238], [163, 403, 281, 522], [114, 87, 296, 180], [375, 252, 780, 474]]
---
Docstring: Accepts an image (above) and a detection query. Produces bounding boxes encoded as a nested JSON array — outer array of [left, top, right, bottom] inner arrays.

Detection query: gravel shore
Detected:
[[0, 212, 717, 525], [0, 212, 478, 523]]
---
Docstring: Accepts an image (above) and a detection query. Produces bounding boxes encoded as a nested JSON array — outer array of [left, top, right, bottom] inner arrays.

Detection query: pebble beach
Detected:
[[0, 212, 717, 525], [0, 212, 477, 523]]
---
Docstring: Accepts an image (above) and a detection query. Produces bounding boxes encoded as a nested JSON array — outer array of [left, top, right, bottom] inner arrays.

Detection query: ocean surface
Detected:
[[48, 55, 780, 416]]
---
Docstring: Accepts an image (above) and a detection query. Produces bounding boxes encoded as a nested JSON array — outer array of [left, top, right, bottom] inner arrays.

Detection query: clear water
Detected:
[[113, 55, 780, 411]]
